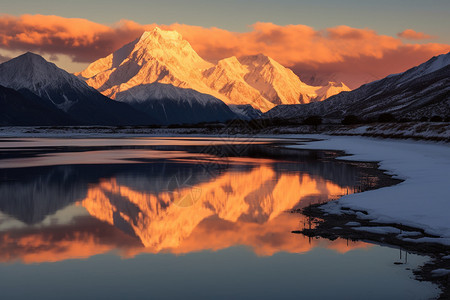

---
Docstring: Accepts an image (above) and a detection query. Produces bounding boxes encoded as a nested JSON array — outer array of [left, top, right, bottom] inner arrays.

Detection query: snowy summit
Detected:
[[78, 27, 350, 112]]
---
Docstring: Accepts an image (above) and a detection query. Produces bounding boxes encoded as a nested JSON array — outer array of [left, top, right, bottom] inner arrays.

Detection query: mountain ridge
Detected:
[[115, 82, 238, 124], [264, 52, 450, 120], [79, 28, 351, 112], [0, 84, 76, 126], [0, 53, 153, 125]]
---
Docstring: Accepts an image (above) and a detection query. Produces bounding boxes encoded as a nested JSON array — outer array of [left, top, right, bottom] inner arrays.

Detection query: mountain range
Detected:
[[0, 52, 236, 125], [265, 52, 450, 121], [0, 27, 448, 126], [78, 28, 350, 114]]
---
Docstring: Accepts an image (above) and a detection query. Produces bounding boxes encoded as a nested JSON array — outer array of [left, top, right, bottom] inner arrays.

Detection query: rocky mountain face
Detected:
[[264, 52, 450, 121], [0, 84, 75, 126], [78, 28, 350, 113]]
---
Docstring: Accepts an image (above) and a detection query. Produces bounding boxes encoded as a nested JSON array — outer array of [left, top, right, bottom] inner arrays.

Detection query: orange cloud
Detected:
[[0, 14, 150, 62], [398, 29, 435, 40], [0, 14, 449, 88]]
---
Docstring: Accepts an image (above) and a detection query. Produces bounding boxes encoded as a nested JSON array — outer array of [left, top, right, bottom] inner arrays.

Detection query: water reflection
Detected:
[[0, 140, 379, 264], [81, 165, 359, 253], [0, 139, 440, 300]]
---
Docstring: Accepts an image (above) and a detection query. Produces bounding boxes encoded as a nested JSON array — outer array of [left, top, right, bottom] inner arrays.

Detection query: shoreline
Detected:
[[0, 122, 449, 142], [286, 135, 450, 242], [295, 204, 450, 299], [286, 135, 450, 299]]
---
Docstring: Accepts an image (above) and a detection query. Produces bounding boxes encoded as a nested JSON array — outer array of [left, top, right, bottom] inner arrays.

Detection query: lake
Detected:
[[0, 137, 439, 299]]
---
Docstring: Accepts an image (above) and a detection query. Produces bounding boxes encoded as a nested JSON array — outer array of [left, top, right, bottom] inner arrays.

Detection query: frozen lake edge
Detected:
[[285, 134, 450, 299]]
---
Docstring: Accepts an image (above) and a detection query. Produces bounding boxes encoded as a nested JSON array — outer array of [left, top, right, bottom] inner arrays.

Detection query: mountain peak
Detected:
[[240, 53, 272, 66], [0, 52, 90, 107], [140, 27, 183, 42], [80, 26, 213, 98], [15, 52, 51, 67], [0, 52, 60, 87], [21, 51, 44, 59]]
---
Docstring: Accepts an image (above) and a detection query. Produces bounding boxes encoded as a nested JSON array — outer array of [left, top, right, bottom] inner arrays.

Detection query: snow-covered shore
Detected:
[[328, 122, 450, 142], [287, 135, 450, 245]]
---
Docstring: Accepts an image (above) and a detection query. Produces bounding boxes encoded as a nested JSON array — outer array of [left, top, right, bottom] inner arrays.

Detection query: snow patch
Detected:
[[431, 269, 450, 277], [397, 231, 422, 238], [345, 222, 361, 227], [353, 226, 401, 235]]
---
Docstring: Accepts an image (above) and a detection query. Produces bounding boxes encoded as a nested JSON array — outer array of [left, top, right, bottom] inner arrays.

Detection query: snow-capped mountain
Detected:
[[76, 28, 238, 123], [79, 28, 350, 113], [80, 28, 214, 99], [0, 52, 151, 125], [238, 54, 346, 104], [0, 52, 90, 110], [265, 52, 450, 121], [115, 83, 237, 124], [201, 56, 275, 111]]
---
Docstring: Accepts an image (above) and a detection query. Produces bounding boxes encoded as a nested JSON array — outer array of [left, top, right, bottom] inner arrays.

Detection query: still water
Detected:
[[0, 137, 439, 299]]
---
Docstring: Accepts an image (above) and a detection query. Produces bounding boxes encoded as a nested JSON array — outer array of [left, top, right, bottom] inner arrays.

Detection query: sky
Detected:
[[3, 0, 450, 40], [0, 0, 449, 87]]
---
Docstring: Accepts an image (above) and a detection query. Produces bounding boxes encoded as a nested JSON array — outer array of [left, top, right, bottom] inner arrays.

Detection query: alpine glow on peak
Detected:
[[78, 28, 350, 112]]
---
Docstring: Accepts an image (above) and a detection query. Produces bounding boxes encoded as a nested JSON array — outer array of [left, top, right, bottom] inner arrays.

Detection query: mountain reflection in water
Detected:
[[0, 140, 379, 264]]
